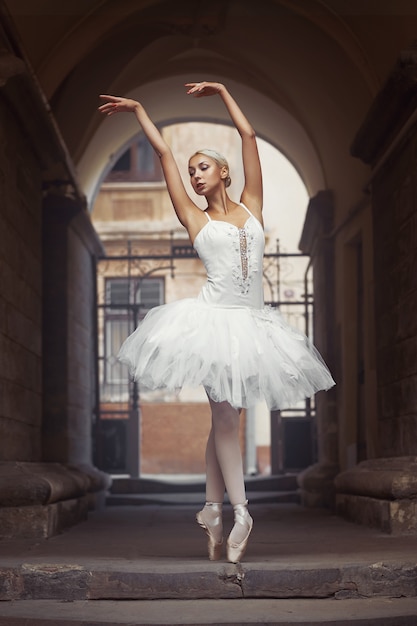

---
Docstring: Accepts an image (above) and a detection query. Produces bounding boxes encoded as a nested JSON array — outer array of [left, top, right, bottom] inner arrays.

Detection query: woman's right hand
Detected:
[[185, 81, 224, 97], [98, 94, 140, 116]]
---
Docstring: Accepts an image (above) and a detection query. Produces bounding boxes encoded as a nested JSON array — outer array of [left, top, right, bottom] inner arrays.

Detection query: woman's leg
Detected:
[[208, 397, 253, 560], [198, 396, 252, 561], [205, 427, 225, 503], [196, 425, 225, 560], [207, 397, 246, 506]]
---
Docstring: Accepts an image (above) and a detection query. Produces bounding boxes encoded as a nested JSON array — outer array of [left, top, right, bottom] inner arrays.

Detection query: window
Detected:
[[105, 135, 163, 183], [112, 150, 131, 172], [102, 277, 165, 390], [135, 279, 164, 316]]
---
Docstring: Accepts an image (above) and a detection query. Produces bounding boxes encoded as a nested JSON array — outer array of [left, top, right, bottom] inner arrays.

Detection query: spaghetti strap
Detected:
[[204, 211, 212, 222], [239, 202, 253, 217]]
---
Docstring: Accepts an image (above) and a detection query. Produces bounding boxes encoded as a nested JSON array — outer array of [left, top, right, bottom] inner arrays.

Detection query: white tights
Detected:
[[204, 397, 248, 544]]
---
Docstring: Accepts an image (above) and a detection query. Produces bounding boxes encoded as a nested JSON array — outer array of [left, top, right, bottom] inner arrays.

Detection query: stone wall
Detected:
[[373, 134, 417, 456], [335, 46, 417, 532], [0, 94, 43, 462], [350, 46, 417, 459], [0, 45, 109, 538]]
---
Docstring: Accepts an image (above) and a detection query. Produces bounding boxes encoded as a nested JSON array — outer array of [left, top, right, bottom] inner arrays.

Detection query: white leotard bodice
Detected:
[[193, 202, 265, 309]]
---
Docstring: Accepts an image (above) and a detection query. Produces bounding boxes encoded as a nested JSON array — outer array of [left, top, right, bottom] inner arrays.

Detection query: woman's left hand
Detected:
[[185, 81, 224, 97], [98, 94, 140, 115]]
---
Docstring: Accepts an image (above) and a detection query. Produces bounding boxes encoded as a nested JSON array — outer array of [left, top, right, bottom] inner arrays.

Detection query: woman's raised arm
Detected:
[[185, 82, 263, 219], [98, 95, 200, 228]]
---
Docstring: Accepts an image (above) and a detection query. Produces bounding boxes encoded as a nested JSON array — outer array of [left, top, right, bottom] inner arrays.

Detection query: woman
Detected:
[[98, 81, 335, 563]]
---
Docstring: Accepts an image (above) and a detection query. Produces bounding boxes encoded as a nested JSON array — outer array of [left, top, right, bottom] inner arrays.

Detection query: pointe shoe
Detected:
[[227, 500, 253, 563], [196, 502, 223, 561]]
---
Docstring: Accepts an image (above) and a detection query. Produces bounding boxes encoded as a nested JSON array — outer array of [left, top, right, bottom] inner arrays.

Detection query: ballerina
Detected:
[[98, 81, 335, 563]]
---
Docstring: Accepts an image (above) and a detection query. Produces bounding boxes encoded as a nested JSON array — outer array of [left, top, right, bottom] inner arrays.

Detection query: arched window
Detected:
[[105, 134, 163, 183]]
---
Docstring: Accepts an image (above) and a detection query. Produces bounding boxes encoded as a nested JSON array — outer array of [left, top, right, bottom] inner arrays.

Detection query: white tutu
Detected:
[[118, 298, 335, 410], [119, 205, 335, 410]]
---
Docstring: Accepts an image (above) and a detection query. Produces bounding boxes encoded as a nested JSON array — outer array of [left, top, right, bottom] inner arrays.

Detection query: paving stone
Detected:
[[0, 597, 417, 625]]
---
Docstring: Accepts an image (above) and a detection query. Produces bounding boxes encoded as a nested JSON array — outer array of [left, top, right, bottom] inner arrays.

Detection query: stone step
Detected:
[[109, 473, 299, 495], [106, 490, 300, 506], [1, 503, 417, 605], [2, 558, 417, 601], [1, 597, 417, 625]]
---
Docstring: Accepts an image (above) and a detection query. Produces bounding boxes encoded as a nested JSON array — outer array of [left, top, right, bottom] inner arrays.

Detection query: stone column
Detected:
[[335, 46, 417, 533], [297, 190, 339, 508], [42, 192, 103, 464]]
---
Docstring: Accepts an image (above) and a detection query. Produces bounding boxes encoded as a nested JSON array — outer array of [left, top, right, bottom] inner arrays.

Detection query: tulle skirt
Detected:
[[118, 298, 335, 410]]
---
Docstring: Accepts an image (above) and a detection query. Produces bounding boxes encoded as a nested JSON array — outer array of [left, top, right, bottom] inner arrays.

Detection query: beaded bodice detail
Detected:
[[193, 203, 265, 309], [229, 224, 255, 295]]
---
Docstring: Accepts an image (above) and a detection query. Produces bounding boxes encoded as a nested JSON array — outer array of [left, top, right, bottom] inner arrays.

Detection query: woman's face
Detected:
[[188, 154, 225, 196]]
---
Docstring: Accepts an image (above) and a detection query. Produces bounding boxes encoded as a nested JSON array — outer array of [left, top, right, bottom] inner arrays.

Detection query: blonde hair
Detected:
[[192, 149, 231, 188]]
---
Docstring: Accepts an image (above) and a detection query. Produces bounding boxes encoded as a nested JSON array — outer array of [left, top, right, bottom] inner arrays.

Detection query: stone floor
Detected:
[[1, 494, 417, 624]]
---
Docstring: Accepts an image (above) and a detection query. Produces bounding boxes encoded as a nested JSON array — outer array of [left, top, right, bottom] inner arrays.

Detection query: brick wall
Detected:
[[141, 402, 246, 474]]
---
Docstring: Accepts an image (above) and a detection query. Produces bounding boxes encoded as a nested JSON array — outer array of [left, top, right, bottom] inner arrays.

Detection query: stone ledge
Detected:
[[297, 462, 339, 508], [334, 457, 417, 500], [0, 462, 111, 539], [0, 463, 86, 507], [336, 493, 417, 534], [335, 457, 417, 534], [0, 497, 89, 540], [0, 462, 111, 507]]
